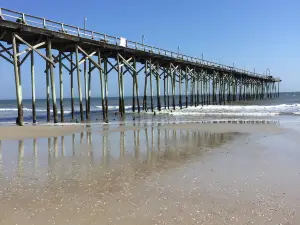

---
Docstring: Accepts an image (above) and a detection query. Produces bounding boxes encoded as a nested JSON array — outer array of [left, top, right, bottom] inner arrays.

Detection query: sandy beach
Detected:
[[0, 124, 86, 140], [0, 120, 300, 225]]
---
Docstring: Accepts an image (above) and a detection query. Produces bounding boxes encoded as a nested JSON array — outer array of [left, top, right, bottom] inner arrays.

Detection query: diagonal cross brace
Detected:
[[16, 42, 46, 57], [0, 46, 13, 53], [52, 54, 71, 72], [0, 53, 13, 64], [77, 45, 103, 72], [14, 34, 54, 66], [69, 50, 97, 73], [117, 54, 137, 73], [106, 60, 118, 73], [0, 42, 19, 64]]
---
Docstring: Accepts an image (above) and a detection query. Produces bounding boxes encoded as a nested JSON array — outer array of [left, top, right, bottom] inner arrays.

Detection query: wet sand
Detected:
[[0, 124, 85, 140], [0, 121, 300, 224]]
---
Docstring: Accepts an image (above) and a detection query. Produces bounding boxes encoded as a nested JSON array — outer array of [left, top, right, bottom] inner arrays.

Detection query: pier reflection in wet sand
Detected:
[[0, 125, 238, 189], [1, 121, 299, 225]]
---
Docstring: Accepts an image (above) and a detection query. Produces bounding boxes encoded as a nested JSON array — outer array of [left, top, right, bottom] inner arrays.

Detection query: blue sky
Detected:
[[0, 0, 299, 99]]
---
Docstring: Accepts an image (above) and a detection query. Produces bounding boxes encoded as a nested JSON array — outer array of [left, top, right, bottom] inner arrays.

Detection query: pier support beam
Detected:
[[12, 33, 23, 126], [59, 52, 64, 122], [87, 60, 92, 118], [149, 59, 154, 112], [98, 50, 106, 122], [47, 40, 58, 123], [179, 67, 182, 109], [143, 61, 148, 111], [75, 45, 84, 122], [70, 54, 75, 120], [156, 63, 161, 111], [30, 51, 36, 123]]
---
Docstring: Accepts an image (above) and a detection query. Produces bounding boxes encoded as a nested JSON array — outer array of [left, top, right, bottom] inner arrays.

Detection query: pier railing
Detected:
[[0, 7, 278, 81]]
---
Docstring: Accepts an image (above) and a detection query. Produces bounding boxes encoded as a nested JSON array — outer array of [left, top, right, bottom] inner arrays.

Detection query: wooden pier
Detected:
[[0, 8, 281, 125]]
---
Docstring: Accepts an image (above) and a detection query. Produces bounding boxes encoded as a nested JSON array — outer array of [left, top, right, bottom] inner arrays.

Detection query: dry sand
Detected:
[[0, 122, 299, 225]]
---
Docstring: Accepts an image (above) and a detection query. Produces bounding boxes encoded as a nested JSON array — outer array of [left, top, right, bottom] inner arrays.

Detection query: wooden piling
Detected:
[[143, 61, 148, 111], [117, 56, 123, 116], [149, 60, 154, 112], [87, 60, 92, 118], [197, 76, 200, 106], [47, 40, 58, 123], [121, 66, 125, 115], [163, 69, 167, 109], [75, 45, 84, 122], [30, 51, 36, 123], [59, 52, 64, 122], [227, 78, 231, 103], [45, 50, 50, 122], [98, 50, 106, 122], [167, 68, 170, 109], [241, 79, 243, 101], [179, 67, 182, 109], [84, 60, 88, 119], [103, 59, 109, 121], [156, 63, 161, 111], [190, 76, 194, 106], [171, 64, 176, 110], [202, 77, 205, 106], [219, 77, 222, 105], [70, 54, 75, 120], [132, 59, 136, 112], [12, 33, 24, 126], [185, 68, 188, 108], [212, 74, 215, 104], [208, 76, 211, 105]]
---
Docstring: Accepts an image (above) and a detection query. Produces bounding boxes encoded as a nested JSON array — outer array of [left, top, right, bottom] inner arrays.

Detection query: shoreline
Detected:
[[0, 118, 282, 141]]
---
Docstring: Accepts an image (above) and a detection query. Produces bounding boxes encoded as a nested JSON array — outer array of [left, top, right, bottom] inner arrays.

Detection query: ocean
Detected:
[[0, 92, 299, 124]]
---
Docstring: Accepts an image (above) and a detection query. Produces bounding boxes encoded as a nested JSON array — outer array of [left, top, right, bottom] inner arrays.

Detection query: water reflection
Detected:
[[17, 140, 24, 178], [54, 137, 58, 158], [0, 140, 2, 178], [0, 125, 246, 188], [72, 133, 75, 156], [33, 139, 38, 171]]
